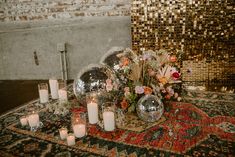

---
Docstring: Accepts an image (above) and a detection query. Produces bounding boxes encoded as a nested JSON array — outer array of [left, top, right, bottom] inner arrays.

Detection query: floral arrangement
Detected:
[[104, 48, 182, 112]]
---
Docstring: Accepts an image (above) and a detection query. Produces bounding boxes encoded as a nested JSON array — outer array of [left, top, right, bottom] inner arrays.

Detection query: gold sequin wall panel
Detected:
[[131, 0, 235, 89], [132, 0, 186, 52]]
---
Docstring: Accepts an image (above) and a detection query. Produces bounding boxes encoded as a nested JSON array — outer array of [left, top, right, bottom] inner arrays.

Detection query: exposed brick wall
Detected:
[[0, 0, 131, 22]]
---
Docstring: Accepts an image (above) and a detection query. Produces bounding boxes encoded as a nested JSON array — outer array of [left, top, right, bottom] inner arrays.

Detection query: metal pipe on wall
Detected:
[[57, 43, 68, 81], [60, 51, 65, 80], [63, 49, 68, 81]]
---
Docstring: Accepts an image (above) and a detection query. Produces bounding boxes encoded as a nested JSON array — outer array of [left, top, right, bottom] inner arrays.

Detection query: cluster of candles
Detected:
[[38, 78, 68, 104], [20, 79, 116, 147], [58, 127, 84, 146], [57, 96, 116, 146], [87, 94, 115, 132], [19, 111, 40, 130], [19, 78, 68, 130], [58, 113, 87, 146]]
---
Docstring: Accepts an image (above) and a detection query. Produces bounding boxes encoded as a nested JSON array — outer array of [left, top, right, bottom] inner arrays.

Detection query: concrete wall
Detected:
[[0, 17, 131, 79], [0, 0, 131, 80]]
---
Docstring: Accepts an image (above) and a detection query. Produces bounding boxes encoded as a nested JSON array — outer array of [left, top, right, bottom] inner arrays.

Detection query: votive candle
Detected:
[[38, 83, 49, 104], [66, 134, 75, 146], [58, 89, 68, 103], [73, 124, 86, 138], [59, 127, 68, 140], [20, 116, 28, 126], [39, 89, 49, 103], [27, 113, 39, 127]]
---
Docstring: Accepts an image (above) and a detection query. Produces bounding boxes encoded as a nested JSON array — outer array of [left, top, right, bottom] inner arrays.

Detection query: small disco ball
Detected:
[[136, 94, 164, 122]]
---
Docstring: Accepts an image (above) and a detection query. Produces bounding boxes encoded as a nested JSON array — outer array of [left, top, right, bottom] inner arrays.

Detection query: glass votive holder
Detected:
[[49, 78, 59, 99], [102, 102, 116, 132], [58, 80, 68, 103], [27, 109, 43, 132], [116, 109, 126, 127], [59, 127, 68, 140], [86, 92, 99, 124], [38, 83, 49, 104], [67, 133, 76, 146], [20, 115, 28, 126], [72, 112, 87, 138]]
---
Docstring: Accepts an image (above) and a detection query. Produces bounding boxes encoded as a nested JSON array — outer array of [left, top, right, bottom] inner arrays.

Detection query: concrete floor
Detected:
[[0, 80, 49, 115]]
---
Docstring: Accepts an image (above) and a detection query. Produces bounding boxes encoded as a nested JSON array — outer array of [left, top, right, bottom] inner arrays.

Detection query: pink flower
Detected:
[[170, 55, 177, 62], [166, 87, 174, 96], [161, 89, 166, 93], [105, 79, 113, 91], [148, 69, 155, 76], [135, 86, 144, 94], [124, 87, 130, 92], [106, 79, 112, 84], [106, 84, 113, 92]]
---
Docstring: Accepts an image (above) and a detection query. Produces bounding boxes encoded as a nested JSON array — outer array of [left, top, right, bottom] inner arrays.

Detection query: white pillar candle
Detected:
[[27, 113, 39, 127], [103, 111, 115, 131], [58, 89, 68, 103], [66, 134, 75, 146], [59, 128, 68, 140], [49, 79, 59, 99], [87, 102, 98, 124], [73, 124, 86, 138], [20, 116, 28, 126], [39, 89, 49, 103]]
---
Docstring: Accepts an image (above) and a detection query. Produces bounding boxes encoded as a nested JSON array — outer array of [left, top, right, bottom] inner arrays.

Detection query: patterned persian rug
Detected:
[[0, 86, 234, 156]]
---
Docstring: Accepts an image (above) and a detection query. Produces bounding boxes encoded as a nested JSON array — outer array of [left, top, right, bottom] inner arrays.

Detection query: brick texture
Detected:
[[0, 0, 131, 22]]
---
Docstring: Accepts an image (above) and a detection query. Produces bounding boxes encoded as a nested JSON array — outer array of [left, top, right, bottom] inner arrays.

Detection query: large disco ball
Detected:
[[136, 94, 164, 122], [100, 47, 124, 71], [73, 64, 119, 105], [100, 47, 138, 73]]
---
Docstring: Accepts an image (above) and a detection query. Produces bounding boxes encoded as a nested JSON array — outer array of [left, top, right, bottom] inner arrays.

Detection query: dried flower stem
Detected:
[[142, 61, 145, 85]]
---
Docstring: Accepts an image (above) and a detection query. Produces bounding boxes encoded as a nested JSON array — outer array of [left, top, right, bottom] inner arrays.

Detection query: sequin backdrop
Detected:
[[131, 0, 235, 90]]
